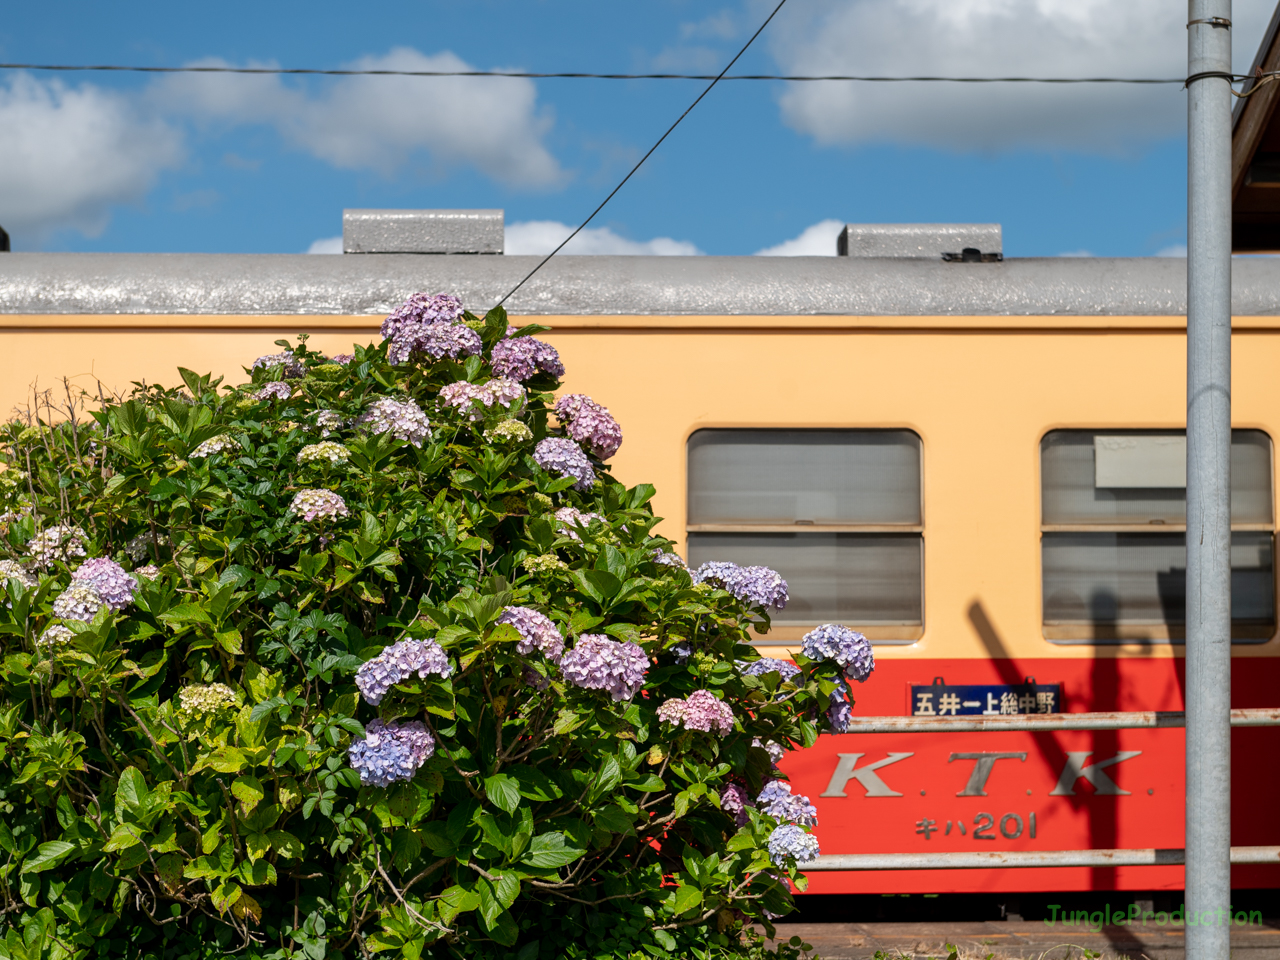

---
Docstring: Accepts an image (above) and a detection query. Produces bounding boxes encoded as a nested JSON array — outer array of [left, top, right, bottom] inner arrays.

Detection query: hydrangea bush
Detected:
[[0, 296, 871, 960]]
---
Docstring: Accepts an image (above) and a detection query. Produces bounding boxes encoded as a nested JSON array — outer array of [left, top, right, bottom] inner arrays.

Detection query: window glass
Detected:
[[687, 429, 924, 633], [1040, 428, 1275, 641], [687, 532, 922, 625], [1042, 531, 1274, 626], [1041, 429, 1272, 525], [688, 429, 921, 525]]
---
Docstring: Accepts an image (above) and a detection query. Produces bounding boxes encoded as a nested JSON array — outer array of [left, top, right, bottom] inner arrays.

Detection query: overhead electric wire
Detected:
[[0, 62, 1212, 83], [494, 0, 789, 307]]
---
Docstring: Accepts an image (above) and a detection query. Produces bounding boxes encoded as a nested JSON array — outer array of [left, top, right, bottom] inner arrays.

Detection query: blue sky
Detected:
[[2, 1, 1274, 257]]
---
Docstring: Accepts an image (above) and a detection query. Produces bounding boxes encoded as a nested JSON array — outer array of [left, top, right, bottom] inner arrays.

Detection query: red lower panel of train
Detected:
[[777, 657, 1280, 893]]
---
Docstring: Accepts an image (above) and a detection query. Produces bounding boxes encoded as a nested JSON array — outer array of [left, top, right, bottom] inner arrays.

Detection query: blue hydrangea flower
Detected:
[[560, 634, 648, 701], [739, 657, 800, 682], [652, 550, 688, 571], [692, 561, 788, 610], [347, 719, 435, 787], [800, 624, 875, 682], [533, 438, 596, 491], [827, 677, 854, 732], [355, 639, 453, 706], [767, 824, 820, 867], [757, 780, 818, 826]]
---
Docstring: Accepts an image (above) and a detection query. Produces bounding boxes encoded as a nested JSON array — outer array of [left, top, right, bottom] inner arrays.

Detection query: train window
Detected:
[[686, 429, 922, 638], [1040, 429, 1275, 642]]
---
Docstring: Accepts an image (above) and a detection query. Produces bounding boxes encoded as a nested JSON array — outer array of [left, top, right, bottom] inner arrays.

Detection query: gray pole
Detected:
[[1186, 3, 1233, 959]]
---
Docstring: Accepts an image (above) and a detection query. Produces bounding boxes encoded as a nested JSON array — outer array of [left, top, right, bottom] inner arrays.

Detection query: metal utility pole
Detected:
[[1186, 2, 1232, 959]]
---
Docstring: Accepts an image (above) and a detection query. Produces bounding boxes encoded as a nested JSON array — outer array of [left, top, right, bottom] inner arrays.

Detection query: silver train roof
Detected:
[[2, 253, 1280, 316]]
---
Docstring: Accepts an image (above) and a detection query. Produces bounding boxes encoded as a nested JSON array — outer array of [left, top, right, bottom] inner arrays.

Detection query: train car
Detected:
[[2, 222, 1279, 902]]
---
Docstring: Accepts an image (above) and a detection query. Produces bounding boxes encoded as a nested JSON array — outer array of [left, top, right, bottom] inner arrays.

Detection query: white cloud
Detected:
[[768, 0, 1275, 152], [505, 220, 703, 255], [1154, 243, 1187, 257], [306, 236, 344, 254], [755, 219, 844, 256], [153, 48, 562, 187], [0, 74, 183, 241]]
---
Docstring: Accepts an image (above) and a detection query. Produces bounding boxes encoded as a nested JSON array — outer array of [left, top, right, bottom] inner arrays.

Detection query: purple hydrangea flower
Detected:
[[330, 354, 354, 365], [72, 558, 136, 612], [800, 624, 875, 682], [387, 322, 482, 365], [652, 550, 689, 571], [656, 689, 735, 735], [692, 562, 788, 610], [498, 606, 565, 663], [753, 737, 785, 765], [720, 783, 754, 828], [523, 666, 551, 691], [252, 351, 306, 378], [380, 293, 464, 339], [355, 638, 454, 706], [757, 780, 818, 826], [767, 824, 820, 867], [553, 394, 622, 460], [533, 438, 595, 490], [827, 678, 854, 733], [439, 379, 527, 420], [739, 657, 800, 682], [490, 336, 565, 382], [357, 397, 431, 447], [553, 506, 604, 541], [52, 582, 105, 622], [347, 718, 435, 787], [560, 634, 648, 701], [253, 381, 292, 402], [288, 489, 349, 522]]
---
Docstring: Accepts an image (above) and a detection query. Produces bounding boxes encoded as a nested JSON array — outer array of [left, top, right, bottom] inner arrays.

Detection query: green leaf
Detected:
[[215, 627, 244, 654], [231, 775, 265, 813], [115, 766, 149, 817], [245, 832, 271, 861], [102, 823, 144, 853], [654, 929, 677, 951], [482, 908, 519, 947], [673, 883, 703, 915], [511, 765, 563, 801], [484, 774, 521, 814], [437, 884, 481, 925], [22, 841, 76, 874], [591, 756, 622, 801], [157, 603, 213, 627], [266, 830, 304, 859], [627, 774, 665, 792], [591, 804, 634, 835], [520, 832, 585, 870]]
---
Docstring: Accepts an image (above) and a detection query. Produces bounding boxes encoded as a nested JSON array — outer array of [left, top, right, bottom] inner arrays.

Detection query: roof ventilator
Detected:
[[838, 223, 1002, 261], [342, 209, 504, 254]]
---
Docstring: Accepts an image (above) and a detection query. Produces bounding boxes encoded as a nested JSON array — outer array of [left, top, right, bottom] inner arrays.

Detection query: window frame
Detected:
[[1038, 427, 1276, 644], [685, 427, 925, 644]]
